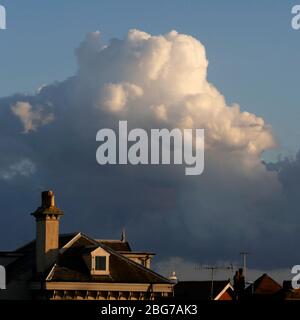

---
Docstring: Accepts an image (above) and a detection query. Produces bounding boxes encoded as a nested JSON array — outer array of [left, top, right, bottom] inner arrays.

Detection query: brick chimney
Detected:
[[31, 191, 64, 274]]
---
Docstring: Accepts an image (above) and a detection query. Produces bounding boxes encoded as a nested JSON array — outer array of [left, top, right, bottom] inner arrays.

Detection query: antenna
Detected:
[[195, 264, 234, 300], [239, 252, 250, 283], [121, 227, 126, 242]]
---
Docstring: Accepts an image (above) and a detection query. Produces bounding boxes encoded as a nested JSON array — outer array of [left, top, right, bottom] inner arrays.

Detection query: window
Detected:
[[95, 256, 106, 271], [88, 248, 110, 275]]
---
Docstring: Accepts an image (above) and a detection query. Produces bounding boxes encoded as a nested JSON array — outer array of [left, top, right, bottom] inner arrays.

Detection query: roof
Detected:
[[282, 281, 300, 300], [174, 281, 233, 300], [15, 233, 77, 254], [5, 232, 170, 285], [119, 251, 155, 256], [5, 233, 78, 282], [246, 273, 282, 296], [283, 280, 295, 290], [97, 240, 132, 252], [0, 252, 23, 257], [47, 235, 169, 284]]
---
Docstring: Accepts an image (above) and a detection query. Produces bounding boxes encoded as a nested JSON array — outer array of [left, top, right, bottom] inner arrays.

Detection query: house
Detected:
[[174, 280, 234, 300], [0, 191, 173, 300], [282, 281, 300, 300], [244, 273, 283, 300]]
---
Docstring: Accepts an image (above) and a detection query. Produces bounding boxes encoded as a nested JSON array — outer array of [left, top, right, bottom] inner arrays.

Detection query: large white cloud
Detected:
[[76, 29, 274, 156]]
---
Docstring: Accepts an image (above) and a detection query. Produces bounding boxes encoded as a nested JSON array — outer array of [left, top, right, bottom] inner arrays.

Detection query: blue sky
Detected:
[[0, 0, 299, 159]]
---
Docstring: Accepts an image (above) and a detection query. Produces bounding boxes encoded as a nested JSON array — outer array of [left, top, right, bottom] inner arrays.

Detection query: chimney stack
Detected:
[[31, 191, 64, 274]]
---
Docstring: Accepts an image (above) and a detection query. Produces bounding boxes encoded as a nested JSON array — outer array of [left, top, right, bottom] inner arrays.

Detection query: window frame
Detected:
[[90, 248, 110, 275]]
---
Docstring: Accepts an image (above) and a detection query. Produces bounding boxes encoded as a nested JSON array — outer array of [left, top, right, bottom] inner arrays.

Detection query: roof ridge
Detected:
[[98, 239, 125, 242], [179, 280, 230, 283], [254, 273, 282, 287], [14, 240, 35, 252], [15, 232, 79, 252], [60, 232, 99, 253]]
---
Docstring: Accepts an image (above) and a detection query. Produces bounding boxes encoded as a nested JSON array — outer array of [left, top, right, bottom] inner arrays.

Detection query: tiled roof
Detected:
[[97, 240, 132, 252], [48, 236, 169, 284], [5, 233, 78, 282], [174, 281, 232, 300], [15, 233, 78, 253], [5, 233, 170, 285], [246, 273, 282, 295]]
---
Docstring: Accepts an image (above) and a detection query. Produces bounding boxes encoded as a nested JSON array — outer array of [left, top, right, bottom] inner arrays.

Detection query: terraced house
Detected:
[[0, 191, 173, 300]]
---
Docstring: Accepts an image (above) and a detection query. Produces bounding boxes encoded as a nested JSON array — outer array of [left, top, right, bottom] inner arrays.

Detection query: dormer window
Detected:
[[95, 256, 106, 271], [85, 247, 110, 275]]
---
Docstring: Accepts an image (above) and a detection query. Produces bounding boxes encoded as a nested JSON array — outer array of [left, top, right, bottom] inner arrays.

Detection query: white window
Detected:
[[89, 247, 110, 275]]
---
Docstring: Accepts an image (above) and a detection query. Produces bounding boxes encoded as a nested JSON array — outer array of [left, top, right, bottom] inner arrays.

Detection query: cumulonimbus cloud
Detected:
[[0, 29, 298, 271], [76, 29, 274, 156]]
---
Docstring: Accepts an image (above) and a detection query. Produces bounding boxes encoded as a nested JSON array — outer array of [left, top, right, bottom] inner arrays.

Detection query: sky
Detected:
[[0, 1, 300, 282], [1, 0, 300, 159]]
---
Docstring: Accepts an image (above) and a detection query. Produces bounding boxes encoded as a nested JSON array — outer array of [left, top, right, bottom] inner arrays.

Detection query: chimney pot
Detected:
[[41, 190, 55, 208]]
